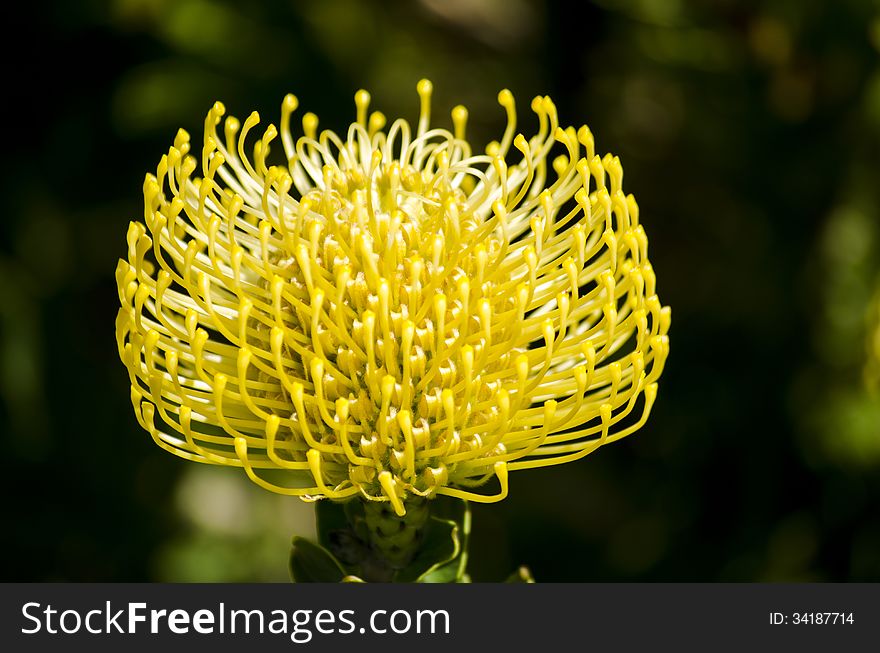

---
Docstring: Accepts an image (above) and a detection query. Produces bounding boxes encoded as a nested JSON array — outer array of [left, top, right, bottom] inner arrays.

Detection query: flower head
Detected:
[[116, 80, 670, 516]]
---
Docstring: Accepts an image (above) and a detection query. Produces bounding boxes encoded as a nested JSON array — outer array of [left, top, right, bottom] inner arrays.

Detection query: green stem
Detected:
[[362, 497, 429, 570]]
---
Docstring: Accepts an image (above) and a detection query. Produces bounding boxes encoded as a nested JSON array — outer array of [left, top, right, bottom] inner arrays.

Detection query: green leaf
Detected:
[[341, 575, 366, 583], [454, 500, 471, 581], [505, 566, 535, 583], [419, 498, 470, 583], [288, 536, 347, 583], [395, 516, 460, 583], [314, 500, 372, 572], [315, 500, 351, 550], [417, 557, 461, 583]]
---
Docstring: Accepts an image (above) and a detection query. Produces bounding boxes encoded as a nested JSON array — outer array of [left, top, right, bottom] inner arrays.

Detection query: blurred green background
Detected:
[[2, 0, 879, 582]]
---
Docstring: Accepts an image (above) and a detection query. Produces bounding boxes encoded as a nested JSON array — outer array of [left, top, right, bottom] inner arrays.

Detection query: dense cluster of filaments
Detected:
[[117, 80, 670, 516]]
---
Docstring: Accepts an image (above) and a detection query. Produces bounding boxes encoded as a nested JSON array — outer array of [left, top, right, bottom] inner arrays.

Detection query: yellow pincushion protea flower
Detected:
[[116, 80, 670, 517]]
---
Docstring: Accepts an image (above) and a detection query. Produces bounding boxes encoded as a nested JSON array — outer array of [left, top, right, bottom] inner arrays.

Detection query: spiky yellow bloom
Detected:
[[116, 80, 670, 516]]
